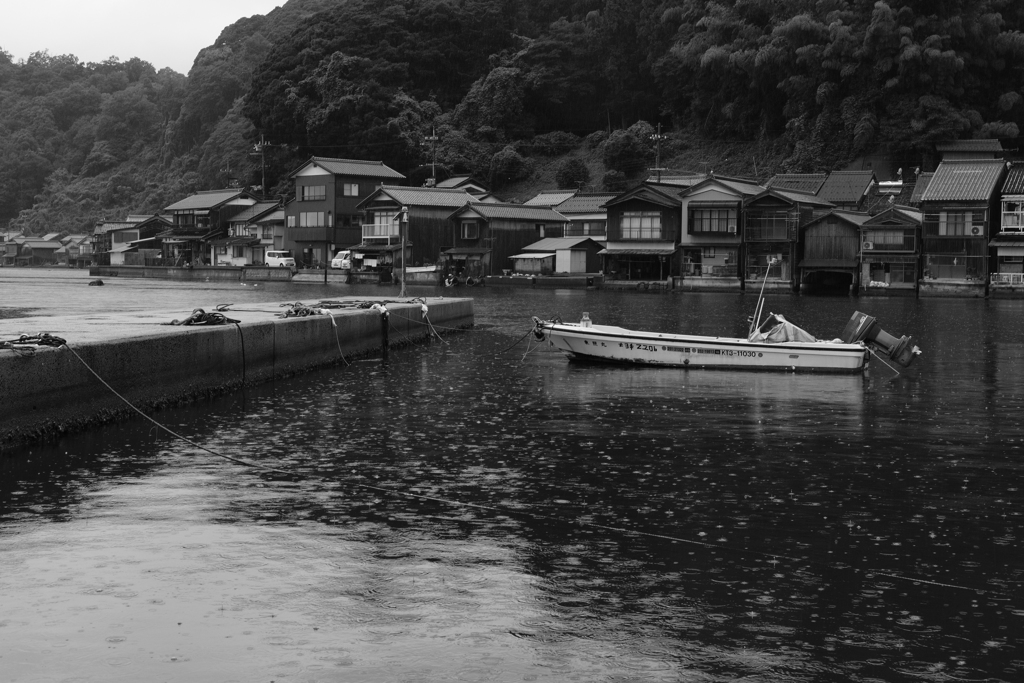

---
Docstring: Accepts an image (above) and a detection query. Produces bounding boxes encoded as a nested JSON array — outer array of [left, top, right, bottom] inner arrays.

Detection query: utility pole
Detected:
[[422, 128, 439, 186], [250, 134, 270, 199], [649, 123, 667, 183], [397, 207, 408, 297]]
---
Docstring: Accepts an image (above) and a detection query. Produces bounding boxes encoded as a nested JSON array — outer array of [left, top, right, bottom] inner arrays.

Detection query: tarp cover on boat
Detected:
[[748, 314, 819, 344]]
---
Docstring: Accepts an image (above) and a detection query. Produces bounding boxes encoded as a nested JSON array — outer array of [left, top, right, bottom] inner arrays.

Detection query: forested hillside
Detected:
[[3, 0, 1024, 236]]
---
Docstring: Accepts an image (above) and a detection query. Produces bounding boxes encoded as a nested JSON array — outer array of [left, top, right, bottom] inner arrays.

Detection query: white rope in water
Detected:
[[47, 339, 1003, 599]]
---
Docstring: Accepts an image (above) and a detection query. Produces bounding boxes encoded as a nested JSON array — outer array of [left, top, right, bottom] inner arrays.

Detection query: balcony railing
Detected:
[[991, 272, 1024, 284], [362, 223, 400, 244]]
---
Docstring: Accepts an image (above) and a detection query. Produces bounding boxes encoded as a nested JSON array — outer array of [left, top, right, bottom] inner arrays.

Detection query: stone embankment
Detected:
[[0, 297, 472, 452]]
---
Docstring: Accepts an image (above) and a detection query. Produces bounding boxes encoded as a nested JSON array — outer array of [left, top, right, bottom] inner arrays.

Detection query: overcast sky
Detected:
[[1, 1, 286, 75]]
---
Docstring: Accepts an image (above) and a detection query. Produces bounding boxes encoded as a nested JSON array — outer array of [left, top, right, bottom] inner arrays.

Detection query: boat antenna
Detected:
[[749, 257, 776, 337]]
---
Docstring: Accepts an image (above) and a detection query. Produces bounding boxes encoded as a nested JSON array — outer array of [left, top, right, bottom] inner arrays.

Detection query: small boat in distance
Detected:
[[531, 260, 921, 374]]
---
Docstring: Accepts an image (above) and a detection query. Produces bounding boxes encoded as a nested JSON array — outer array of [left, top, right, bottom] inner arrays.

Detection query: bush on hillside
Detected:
[[555, 156, 591, 189]]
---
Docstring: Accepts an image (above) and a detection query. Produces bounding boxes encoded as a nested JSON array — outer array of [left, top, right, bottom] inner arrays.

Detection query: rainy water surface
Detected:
[[1, 269, 1022, 682]]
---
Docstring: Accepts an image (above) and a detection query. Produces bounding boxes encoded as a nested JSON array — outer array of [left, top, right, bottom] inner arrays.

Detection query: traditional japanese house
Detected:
[[212, 200, 280, 266], [815, 171, 876, 211], [444, 202, 568, 278], [919, 158, 1007, 297], [109, 215, 170, 265], [162, 189, 257, 266], [284, 157, 406, 268], [797, 210, 870, 292], [678, 176, 764, 290], [988, 162, 1024, 295], [555, 193, 616, 244], [741, 189, 834, 290], [355, 185, 476, 275], [859, 206, 923, 296], [601, 183, 683, 283]]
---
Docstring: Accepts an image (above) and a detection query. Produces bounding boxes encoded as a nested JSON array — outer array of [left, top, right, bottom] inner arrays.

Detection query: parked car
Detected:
[[266, 250, 297, 272], [331, 250, 352, 270]]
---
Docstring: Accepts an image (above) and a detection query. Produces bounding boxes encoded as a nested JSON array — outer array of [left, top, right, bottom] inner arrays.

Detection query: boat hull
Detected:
[[534, 321, 868, 373]]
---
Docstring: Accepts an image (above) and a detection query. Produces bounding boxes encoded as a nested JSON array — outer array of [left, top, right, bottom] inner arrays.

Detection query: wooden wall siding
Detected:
[[485, 219, 549, 274], [607, 199, 679, 242], [804, 222, 860, 260], [406, 208, 455, 266]]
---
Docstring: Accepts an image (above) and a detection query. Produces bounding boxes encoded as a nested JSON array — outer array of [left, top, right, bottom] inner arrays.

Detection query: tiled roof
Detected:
[[436, 175, 487, 190], [1001, 163, 1024, 195], [525, 190, 577, 206], [230, 200, 281, 223], [767, 173, 827, 194], [294, 156, 405, 179], [649, 174, 705, 187], [256, 208, 285, 223], [523, 237, 597, 251], [364, 185, 474, 209], [920, 159, 1006, 202], [705, 178, 766, 197], [95, 221, 138, 234], [749, 188, 834, 207], [457, 202, 566, 222], [817, 171, 876, 204], [556, 193, 617, 214], [165, 189, 250, 211], [910, 173, 933, 203], [935, 139, 1004, 153], [22, 240, 61, 249]]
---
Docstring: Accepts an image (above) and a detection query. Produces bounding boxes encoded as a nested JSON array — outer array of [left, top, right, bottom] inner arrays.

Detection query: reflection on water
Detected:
[[1, 273, 1022, 682]]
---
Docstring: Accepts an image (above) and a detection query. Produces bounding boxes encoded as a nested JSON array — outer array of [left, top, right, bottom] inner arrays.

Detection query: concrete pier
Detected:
[[0, 297, 473, 451]]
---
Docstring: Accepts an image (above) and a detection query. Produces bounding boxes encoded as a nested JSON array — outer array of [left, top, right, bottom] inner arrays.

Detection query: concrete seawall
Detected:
[[0, 297, 473, 452]]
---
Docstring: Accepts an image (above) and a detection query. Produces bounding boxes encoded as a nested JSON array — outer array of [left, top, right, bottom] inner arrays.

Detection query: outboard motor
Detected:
[[840, 311, 921, 368]]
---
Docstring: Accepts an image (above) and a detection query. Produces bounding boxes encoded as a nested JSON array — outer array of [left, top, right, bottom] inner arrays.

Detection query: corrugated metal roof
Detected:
[[22, 240, 61, 249], [510, 252, 555, 259], [921, 159, 1006, 202], [649, 174, 705, 187], [1001, 163, 1024, 195], [165, 189, 249, 211], [935, 139, 1004, 153], [94, 221, 138, 234], [817, 171, 876, 203], [556, 193, 617, 214], [525, 190, 576, 206], [458, 203, 566, 222], [767, 174, 827, 194], [523, 237, 597, 251], [367, 186, 474, 209], [295, 157, 405, 179]]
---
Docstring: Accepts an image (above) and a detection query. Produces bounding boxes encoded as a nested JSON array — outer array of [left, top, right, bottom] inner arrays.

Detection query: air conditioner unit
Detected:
[[970, 226, 982, 236], [863, 241, 874, 250]]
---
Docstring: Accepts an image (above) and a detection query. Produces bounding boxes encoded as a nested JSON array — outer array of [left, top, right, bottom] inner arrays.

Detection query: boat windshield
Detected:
[[748, 314, 819, 344]]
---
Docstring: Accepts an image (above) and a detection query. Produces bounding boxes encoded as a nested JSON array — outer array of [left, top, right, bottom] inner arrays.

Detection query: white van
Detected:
[[331, 250, 352, 270], [266, 250, 297, 272]]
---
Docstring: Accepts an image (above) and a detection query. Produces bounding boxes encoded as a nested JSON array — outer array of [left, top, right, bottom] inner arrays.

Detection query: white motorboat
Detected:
[[531, 262, 920, 373]]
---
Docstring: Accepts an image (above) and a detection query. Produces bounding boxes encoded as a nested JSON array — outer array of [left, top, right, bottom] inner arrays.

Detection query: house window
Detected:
[[299, 212, 325, 227], [343, 183, 359, 196], [690, 207, 737, 233], [701, 247, 715, 258], [937, 211, 983, 236], [262, 226, 274, 239], [217, 245, 228, 255], [621, 211, 662, 240], [233, 246, 245, 258], [301, 185, 326, 201], [461, 221, 479, 239]]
